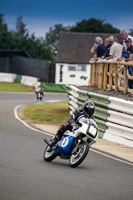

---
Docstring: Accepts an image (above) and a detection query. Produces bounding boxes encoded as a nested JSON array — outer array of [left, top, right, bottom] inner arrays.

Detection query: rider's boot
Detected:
[[44, 124, 68, 152], [44, 136, 59, 152], [44, 136, 58, 147]]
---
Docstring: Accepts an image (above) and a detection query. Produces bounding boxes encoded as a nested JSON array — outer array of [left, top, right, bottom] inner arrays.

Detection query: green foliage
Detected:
[[0, 13, 8, 32], [129, 29, 133, 36], [70, 18, 120, 33], [45, 24, 71, 51], [16, 15, 28, 36], [0, 14, 55, 62]]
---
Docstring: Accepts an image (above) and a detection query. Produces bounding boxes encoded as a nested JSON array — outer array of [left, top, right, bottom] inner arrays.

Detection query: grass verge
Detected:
[[20, 100, 70, 125], [0, 82, 35, 92]]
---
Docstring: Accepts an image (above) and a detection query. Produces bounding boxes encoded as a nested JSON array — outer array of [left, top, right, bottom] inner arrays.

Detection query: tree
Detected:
[[70, 18, 120, 33], [16, 15, 28, 36], [129, 29, 133, 36], [45, 24, 71, 51], [0, 13, 8, 32]]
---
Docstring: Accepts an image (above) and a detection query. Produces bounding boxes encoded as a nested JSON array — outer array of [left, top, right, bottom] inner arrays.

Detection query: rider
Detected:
[[44, 101, 95, 151], [35, 85, 44, 101]]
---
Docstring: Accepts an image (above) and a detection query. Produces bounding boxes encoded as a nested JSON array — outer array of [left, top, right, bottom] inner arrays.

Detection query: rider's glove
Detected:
[[72, 109, 80, 120]]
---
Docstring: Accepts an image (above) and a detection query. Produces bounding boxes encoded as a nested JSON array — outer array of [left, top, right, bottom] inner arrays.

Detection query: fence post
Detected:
[[90, 63, 92, 86], [114, 64, 118, 91], [109, 63, 113, 90], [92, 63, 96, 86], [124, 65, 127, 93], [103, 63, 108, 90], [99, 63, 104, 90]]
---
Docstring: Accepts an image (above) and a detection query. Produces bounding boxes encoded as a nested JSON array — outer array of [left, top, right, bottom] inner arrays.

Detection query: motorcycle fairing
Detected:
[[52, 135, 75, 155]]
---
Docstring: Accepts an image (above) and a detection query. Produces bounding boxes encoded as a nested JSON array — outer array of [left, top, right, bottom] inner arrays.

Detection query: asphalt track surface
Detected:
[[0, 92, 133, 200]]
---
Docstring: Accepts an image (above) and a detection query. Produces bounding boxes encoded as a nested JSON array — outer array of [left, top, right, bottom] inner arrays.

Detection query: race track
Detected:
[[0, 92, 133, 200]]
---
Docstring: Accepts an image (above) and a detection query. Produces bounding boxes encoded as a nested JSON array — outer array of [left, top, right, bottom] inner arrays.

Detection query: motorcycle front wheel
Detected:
[[69, 142, 89, 167], [43, 146, 57, 162]]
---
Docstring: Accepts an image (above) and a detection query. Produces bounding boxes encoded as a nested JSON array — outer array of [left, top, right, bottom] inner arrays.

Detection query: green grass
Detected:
[[0, 82, 35, 92], [23, 100, 70, 124]]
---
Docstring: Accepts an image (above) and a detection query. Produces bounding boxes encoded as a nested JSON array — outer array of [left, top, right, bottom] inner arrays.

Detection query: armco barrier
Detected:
[[67, 85, 133, 147]]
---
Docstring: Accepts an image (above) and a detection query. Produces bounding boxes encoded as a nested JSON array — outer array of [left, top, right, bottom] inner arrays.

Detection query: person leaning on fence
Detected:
[[120, 30, 133, 50], [90, 37, 106, 61], [106, 36, 123, 60], [102, 37, 111, 58], [90, 40, 98, 59], [105, 36, 123, 85], [117, 37, 133, 89]]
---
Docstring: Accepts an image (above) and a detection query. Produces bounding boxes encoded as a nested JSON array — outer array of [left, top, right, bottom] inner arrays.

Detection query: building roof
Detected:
[[56, 32, 121, 64]]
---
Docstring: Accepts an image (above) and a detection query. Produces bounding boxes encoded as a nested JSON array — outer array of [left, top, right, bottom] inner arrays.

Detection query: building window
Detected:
[[68, 66, 76, 71], [77, 65, 86, 71], [68, 65, 86, 71]]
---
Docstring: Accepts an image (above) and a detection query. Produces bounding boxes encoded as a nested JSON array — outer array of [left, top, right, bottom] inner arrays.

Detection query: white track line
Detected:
[[90, 149, 133, 166], [14, 105, 53, 137], [14, 105, 133, 166]]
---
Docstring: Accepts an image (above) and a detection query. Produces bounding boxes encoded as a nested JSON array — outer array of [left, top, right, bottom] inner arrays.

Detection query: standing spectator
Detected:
[[102, 37, 111, 58], [90, 37, 106, 60], [117, 36, 133, 62], [120, 30, 133, 50], [118, 37, 133, 89], [106, 36, 123, 60], [90, 41, 98, 59], [106, 36, 123, 85]]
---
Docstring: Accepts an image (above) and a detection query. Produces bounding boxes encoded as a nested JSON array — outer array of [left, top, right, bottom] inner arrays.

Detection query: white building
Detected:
[[55, 32, 121, 86], [56, 63, 90, 85]]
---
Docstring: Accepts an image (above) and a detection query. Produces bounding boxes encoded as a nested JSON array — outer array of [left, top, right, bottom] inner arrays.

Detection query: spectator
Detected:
[[102, 37, 111, 58], [106, 36, 123, 60], [90, 41, 98, 59], [117, 36, 133, 62], [118, 37, 133, 89], [120, 30, 133, 50], [90, 37, 106, 60]]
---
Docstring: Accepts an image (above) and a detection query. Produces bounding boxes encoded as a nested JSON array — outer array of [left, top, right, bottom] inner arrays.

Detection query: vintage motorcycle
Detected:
[[43, 116, 98, 167]]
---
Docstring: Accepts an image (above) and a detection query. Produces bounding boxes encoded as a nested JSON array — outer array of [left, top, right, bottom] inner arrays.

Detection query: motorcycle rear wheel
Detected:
[[69, 142, 89, 167], [43, 146, 57, 161]]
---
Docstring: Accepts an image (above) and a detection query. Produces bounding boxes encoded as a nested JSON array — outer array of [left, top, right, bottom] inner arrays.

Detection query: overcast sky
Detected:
[[1, 0, 133, 38]]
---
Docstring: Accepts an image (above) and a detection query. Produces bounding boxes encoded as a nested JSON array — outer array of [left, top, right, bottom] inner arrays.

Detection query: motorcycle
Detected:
[[36, 92, 43, 101], [43, 116, 98, 167]]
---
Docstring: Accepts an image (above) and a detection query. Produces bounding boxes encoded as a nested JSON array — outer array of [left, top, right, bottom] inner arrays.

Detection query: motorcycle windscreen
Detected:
[[52, 135, 75, 155]]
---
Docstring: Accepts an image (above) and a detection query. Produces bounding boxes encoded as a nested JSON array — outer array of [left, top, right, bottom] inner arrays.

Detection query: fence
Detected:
[[89, 60, 133, 94], [0, 56, 55, 83]]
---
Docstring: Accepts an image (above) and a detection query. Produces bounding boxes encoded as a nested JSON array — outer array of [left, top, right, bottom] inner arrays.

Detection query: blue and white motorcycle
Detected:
[[43, 116, 98, 167]]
